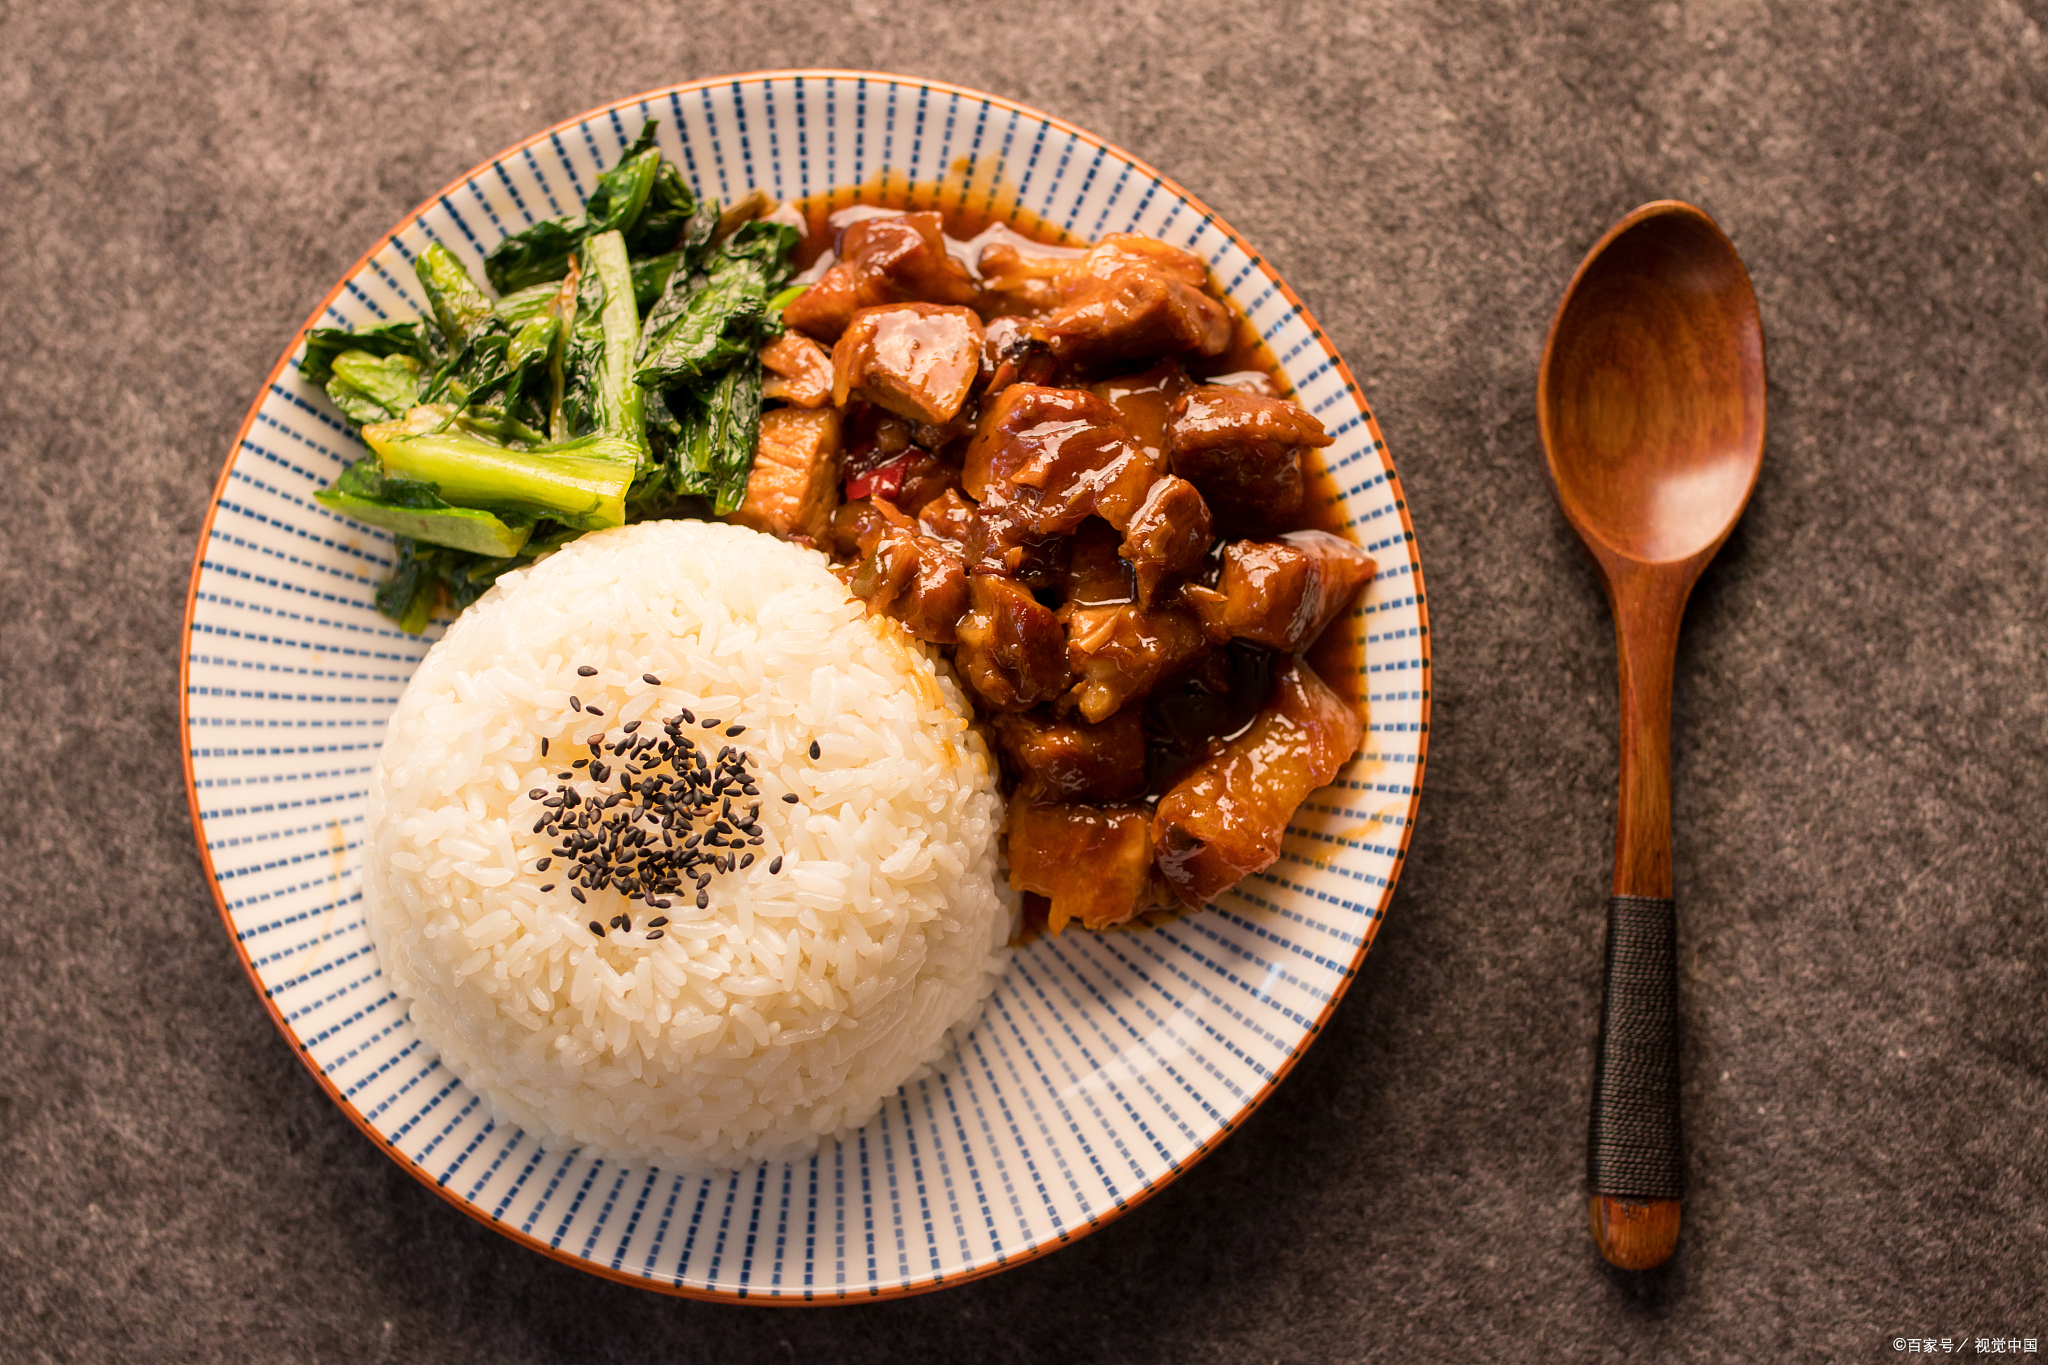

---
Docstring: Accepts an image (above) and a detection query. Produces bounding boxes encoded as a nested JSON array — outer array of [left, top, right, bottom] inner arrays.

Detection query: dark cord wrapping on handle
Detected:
[[1587, 894, 1684, 1200]]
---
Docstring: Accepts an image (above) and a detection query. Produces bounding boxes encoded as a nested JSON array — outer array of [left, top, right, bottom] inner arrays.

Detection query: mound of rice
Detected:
[[361, 519, 1012, 1170]]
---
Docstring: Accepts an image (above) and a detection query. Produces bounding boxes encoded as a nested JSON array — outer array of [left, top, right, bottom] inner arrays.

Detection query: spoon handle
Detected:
[[1590, 587, 1686, 1268], [1587, 894, 1683, 1267]]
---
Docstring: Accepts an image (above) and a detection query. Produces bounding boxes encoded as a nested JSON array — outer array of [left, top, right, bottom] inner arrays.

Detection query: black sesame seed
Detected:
[[696, 890, 710, 909], [569, 695, 582, 711], [679, 708, 695, 723], [528, 788, 548, 800], [646, 929, 665, 941], [623, 720, 640, 733], [540, 737, 550, 757], [740, 853, 754, 869], [610, 915, 626, 930], [648, 915, 669, 926], [782, 793, 801, 804], [643, 673, 661, 686], [539, 883, 555, 892], [768, 856, 784, 874], [725, 725, 744, 737], [586, 705, 604, 716], [809, 740, 822, 760], [573, 758, 588, 768], [701, 718, 720, 729], [577, 665, 598, 677], [535, 857, 551, 872], [571, 886, 587, 903], [533, 817, 549, 833]]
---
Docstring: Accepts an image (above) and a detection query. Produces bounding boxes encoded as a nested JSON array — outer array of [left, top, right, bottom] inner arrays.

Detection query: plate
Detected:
[[181, 71, 1430, 1301]]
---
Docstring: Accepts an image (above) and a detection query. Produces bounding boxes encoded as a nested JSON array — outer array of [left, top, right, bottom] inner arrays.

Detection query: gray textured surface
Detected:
[[3, 1, 2045, 1360]]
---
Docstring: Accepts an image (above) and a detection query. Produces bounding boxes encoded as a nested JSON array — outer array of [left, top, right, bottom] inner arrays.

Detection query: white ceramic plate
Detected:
[[181, 72, 1430, 1301]]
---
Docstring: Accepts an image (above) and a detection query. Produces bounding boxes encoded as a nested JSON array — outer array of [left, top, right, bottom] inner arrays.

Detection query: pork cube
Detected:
[[1183, 530, 1376, 653], [1166, 386, 1333, 534], [782, 211, 977, 341], [1119, 476, 1214, 608], [728, 406, 842, 543], [955, 574, 1071, 711], [1006, 796, 1166, 933], [991, 706, 1147, 801], [1033, 235, 1233, 370], [832, 303, 984, 425], [1152, 658, 1362, 907], [759, 332, 834, 409]]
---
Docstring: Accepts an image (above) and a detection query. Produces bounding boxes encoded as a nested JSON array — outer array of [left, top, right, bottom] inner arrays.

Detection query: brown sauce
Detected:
[[782, 181, 1368, 716]]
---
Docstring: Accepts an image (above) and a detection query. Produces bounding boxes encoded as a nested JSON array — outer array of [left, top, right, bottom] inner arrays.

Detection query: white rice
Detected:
[[361, 520, 1012, 1170]]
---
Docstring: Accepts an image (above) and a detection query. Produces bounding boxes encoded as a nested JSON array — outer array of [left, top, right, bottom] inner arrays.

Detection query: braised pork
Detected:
[[758, 332, 834, 409], [832, 303, 984, 425], [991, 707, 1146, 801], [1152, 658, 1363, 907], [848, 510, 970, 644], [1166, 386, 1334, 534], [730, 407, 842, 543], [1029, 236, 1234, 371], [1060, 598, 1209, 723], [956, 575, 1071, 710], [1006, 796, 1166, 932], [1119, 476, 1213, 608], [1184, 530, 1376, 652], [783, 211, 977, 341]]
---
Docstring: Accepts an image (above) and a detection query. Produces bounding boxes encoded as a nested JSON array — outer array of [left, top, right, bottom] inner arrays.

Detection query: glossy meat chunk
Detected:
[[1089, 361, 1192, 459], [991, 707, 1146, 800], [1060, 598, 1209, 723], [1119, 476, 1213, 608], [783, 211, 977, 341], [1006, 796, 1165, 932], [915, 486, 978, 546], [1184, 530, 1376, 652], [962, 385, 1158, 544], [729, 407, 842, 543], [980, 314, 1058, 395], [832, 303, 984, 424], [1033, 235, 1233, 370], [848, 516, 970, 644], [758, 332, 834, 409], [956, 575, 1071, 710], [1166, 386, 1334, 534], [1152, 658, 1363, 907]]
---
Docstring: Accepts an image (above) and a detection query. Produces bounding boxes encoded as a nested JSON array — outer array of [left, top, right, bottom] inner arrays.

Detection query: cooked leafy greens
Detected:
[[299, 120, 798, 632]]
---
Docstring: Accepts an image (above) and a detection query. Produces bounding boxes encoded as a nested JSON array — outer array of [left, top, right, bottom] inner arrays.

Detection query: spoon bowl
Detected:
[[1541, 204, 1765, 568], [1538, 200, 1764, 1271]]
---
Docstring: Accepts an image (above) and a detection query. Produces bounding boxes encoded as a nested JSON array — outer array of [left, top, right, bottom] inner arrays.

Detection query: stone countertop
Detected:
[[2, 2, 2043, 1360]]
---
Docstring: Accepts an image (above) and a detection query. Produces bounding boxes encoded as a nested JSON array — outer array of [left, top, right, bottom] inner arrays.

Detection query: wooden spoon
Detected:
[[1537, 201, 1766, 1270]]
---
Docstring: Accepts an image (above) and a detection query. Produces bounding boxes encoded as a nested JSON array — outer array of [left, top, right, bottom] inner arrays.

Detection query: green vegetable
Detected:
[[483, 119, 695, 293], [374, 540, 444, 634], [314, 457, 534, 558], [482, 218, 584, 295], [560, 231, 648, 458], [766, 282, 808, 315], [324, 350, 423, 426], [301, 320, 440, 390], [581, 139, 660, 239], [631, 251, 682, 310], [415, 243, 495, 348], [307, 124, 798, 632], [494, 281, 561, 325], [674, 356, 763, 515], [634, 221, 799, 387], [362, 423, 641, 530]]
